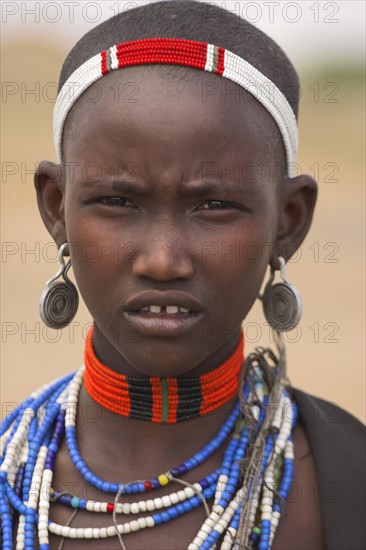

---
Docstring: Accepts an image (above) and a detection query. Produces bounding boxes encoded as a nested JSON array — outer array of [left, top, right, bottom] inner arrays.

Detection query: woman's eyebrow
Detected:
[[112, 180, 149, 194], [83, 179, 149, 195], [180, 180, 254, 198], [84, 178, 251, 197]]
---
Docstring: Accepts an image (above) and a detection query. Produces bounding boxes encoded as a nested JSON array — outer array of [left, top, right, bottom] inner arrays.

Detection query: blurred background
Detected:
[[1, 0, 365, 421]]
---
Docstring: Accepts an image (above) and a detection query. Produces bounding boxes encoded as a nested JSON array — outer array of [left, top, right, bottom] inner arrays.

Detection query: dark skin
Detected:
[[33, 66, 324, 548]]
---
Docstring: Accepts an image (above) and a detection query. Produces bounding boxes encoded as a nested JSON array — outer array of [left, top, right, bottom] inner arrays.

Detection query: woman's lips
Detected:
[[124, 309, 203, 337], [124, 290, 203, 314]]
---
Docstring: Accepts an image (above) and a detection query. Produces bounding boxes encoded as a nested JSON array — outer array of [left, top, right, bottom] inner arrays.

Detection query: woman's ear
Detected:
[[270, 174, 318, 269], [34, 160, 67, 247]]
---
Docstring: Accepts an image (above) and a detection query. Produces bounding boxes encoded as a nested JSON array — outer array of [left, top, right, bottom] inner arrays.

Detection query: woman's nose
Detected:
[[131, 227, 195, 282]]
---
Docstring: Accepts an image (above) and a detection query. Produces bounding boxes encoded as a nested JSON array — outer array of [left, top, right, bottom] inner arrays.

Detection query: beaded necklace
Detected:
[[84, 327, 245, 423], [0, 331, 297, 550]]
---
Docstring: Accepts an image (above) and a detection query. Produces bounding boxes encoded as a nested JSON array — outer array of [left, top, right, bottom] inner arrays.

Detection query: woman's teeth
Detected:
[[140, 305, 190, 314]]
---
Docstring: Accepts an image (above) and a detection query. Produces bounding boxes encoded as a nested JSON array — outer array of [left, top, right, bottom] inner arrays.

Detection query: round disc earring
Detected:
[[260, 256, 302, 332], [39, 243, 79, 329]]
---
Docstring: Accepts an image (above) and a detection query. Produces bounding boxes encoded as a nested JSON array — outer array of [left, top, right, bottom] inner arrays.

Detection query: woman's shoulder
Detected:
[[288, 384, 365, 485], [288, 385, 366, 550], [289, 385, 365, 441]]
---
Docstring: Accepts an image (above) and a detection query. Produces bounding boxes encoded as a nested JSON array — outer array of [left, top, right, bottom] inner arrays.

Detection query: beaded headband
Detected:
[[54, 37, 298, 176]]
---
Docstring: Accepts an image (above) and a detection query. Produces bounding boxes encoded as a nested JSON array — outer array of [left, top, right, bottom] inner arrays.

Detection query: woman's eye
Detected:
[[99, 197, 134, 207], [199, 200, 236, 210]]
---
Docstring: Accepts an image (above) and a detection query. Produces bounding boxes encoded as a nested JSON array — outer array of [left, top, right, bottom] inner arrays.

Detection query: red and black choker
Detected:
[[84, 328, 245, 423]]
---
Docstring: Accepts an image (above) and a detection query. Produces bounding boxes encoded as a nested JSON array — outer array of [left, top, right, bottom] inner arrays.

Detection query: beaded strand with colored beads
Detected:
[[65, 364, 247, 495], [49, 382, 292, 545], [48, 408, 252, 519], [43, 388, 284, 542], [38, 375, 250, 545]]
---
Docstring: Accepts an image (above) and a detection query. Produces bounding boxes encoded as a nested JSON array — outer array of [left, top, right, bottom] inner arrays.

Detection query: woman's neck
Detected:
[[76, 324, 244, 477], [92, 323, 242, 378]]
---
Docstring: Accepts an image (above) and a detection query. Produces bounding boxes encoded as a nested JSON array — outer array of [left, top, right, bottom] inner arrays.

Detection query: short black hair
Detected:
[[59, 0, 299, 171]]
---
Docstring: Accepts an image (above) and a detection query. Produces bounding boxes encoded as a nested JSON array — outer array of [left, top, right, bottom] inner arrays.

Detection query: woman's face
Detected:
[[60, 67, 282, 376]]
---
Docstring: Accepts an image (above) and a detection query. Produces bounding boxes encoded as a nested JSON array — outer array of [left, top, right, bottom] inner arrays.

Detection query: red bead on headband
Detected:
[[54, 37, 298, 176]]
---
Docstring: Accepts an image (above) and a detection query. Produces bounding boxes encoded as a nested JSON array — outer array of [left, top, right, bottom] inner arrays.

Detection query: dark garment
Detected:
[[288, 387, 366, 550]]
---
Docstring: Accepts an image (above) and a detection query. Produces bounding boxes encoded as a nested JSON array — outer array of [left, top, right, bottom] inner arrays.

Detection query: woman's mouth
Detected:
[[124, 305, 203, 336], [138, 304, 190, 314]]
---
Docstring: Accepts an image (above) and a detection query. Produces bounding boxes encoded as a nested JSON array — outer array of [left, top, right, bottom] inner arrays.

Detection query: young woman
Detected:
[[1, 1, 365, 549]]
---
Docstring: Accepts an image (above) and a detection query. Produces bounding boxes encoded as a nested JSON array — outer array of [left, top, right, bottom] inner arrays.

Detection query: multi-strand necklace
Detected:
[[83, 327, 245, 423], [0, 329, 297, 550]]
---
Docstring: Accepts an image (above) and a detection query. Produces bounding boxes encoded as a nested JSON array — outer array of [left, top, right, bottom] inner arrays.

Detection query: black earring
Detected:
[[39, 243, 79, 329], [260, 256, 302, 332]]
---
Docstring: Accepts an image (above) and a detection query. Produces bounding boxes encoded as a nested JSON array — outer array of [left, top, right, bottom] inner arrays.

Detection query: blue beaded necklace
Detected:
[[0, 344, 297, 550]]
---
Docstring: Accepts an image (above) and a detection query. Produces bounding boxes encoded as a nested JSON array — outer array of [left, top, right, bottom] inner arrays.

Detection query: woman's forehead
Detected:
[[63, 65, 278, 167]]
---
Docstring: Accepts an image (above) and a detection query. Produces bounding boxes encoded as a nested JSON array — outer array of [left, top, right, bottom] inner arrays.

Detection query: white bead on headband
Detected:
[[54, 37, 298, 176]]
